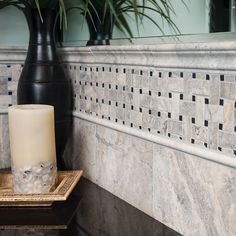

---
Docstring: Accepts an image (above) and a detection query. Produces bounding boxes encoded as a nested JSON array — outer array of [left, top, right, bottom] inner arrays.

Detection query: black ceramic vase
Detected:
[[86, 12, 113, 46], [17, 8, 72, 169]]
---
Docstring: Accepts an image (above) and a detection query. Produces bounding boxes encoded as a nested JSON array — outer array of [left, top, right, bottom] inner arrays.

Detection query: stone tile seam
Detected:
[[73, 111, 236, 169]]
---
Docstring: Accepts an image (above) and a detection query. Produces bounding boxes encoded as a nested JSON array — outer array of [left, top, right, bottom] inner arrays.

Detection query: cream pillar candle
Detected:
[[8, 104, 57, 194]]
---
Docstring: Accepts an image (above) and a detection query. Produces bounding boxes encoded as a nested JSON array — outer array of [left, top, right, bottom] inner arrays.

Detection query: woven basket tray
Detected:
[[0, 170, 83, 207]]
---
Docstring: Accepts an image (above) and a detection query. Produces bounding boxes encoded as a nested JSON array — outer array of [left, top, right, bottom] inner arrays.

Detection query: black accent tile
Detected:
[[102, 115, 104, 119], [85, 67, 87, 72], [168, 93, 172, 98], [205, 98, 209, 104], [234, 126, 236, 132], [109, 67, 112, 72], [102, 67, 105, 71], [90, 82, 93, 86], [150, 71, 153, 77], [192, 117, 195, 124], [8, 77, 12, 81], [139, 89, 142, 94], [218, 147, 222, 151], [191, 139, 195, 144], [131, 87, 134, 93], [108, 117, 111, 120], [74, 66, 76, 70], [157, 131, 160, 134], [149, 90, 152, 96], [123, 121, 125, 125], [219, 99, 224, 106], [96, 82, 98, 86], [109, 101, 111, 105], [131, 105, 134, 110], [7, 65, 11, 68], [149, 109, 152, 115], [234, 101, 236, 108], [96, 98, 98, 103], [116, 102, 118, 107], [8, 91, 12, 95], [80, 66, 82, 70], [115, 118, 118, 122], [96, 67, 98, 72], [168, 133, 171, 137], [109, 84, 111, 89], [179, 136, 182, 140], [8, 104, 12, 107], [159, 72, 162, 78], [132, 69, 135, 74], [204, 143, 208, 148], [139, 108, 142, 113], [90, 97, 92, 101], [116, 68, 118, 73], [179, 115, 182, 121], [204, 120, 208, 127], [139, 126, 142, 130], [123, 68, 126, 73], [233, 150, 236, 155], [90, 67, 92, 71], [180, 72, 183, 78], [131, 123, 133, 127], [219, 123, 223, 130], [123, 104, 125, 108], [85, 96, 87, 100], [140, 70, 143, 75], [116, 85, 118, 90], [220, 75, 224, 81], [158, 92, 161, 96], [123, 86, 126, 91], [158, 112, 161, 117], [192, 73, 196, 79], [102, 99, 104, 104], [192, 95, 196, 102], [148, 128, 151, 132], [102, 83, 104, 88], [206, 74, 210, 80], [180, 94, 183, 100], [85, 82, 87, 86], [169, 72, 172, 77], [168, 112, 171, 118]]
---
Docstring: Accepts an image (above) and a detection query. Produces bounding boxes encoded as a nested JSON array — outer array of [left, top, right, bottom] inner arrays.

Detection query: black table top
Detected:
[[0, 178, 181, 236]]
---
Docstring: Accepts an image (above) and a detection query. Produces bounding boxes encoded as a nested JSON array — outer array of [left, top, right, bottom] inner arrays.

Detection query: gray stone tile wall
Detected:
[[69, 118, 236, 236]]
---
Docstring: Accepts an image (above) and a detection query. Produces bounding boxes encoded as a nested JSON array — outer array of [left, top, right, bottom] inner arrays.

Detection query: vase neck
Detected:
[[24, 8, 57, 45]]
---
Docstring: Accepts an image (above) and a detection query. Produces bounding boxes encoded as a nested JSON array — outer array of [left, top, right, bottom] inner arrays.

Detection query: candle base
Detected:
[[12, 162, 57, 194]]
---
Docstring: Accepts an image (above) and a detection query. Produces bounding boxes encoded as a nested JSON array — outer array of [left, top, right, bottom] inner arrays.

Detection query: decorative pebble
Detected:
[[12, 162, 57, 194]]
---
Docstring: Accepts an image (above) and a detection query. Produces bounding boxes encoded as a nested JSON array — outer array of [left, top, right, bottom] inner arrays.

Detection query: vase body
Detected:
[[17, 8, 72, 169], [86, 11, 113, 46]]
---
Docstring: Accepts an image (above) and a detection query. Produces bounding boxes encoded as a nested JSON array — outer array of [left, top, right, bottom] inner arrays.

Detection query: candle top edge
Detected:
[[8, 104, 54, 111]]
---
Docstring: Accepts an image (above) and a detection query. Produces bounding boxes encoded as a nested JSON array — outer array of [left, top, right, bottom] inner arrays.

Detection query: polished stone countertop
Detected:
[[0, 178, 181, 236]]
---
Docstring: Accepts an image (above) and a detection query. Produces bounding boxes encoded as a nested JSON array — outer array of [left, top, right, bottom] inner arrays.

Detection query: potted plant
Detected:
[[0, 0, 91, 169], [77, 0, 185, 45]]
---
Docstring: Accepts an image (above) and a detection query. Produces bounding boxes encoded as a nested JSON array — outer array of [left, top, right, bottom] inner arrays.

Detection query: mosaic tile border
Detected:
[[64, 64, 236, 158]]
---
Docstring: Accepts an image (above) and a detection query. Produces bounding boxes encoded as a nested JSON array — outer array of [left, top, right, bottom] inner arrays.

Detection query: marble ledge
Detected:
[[61, 40, 236, 71], [1, 40, 236, 70]]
